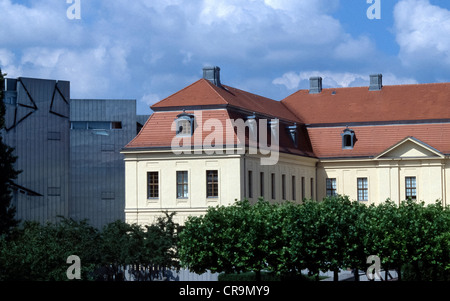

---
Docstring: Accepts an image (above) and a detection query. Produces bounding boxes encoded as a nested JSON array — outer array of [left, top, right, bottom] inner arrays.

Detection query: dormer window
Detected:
[[287, 123, 298, 148], [175, 112, 195, 136], [342, 127, 356, 149], [246, 113, 257, 140]]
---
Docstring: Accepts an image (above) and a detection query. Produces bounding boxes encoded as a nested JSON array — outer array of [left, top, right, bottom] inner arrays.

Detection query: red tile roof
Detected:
[[281, 83, 450, 124], [125, 109, 238, 149], [151, 79, 300, 123], [308, 123, 450, 158], [125, 109, 315, 157], [127, 75, 450, 160]]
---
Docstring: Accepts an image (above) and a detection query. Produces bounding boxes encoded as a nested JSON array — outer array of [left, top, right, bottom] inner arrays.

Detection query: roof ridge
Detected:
[[205, 80, 232, 105], [151, 79, 229, 109], [287, 81, 450, 94]]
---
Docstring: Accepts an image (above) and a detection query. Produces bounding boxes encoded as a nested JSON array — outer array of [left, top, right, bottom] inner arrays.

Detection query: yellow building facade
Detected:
[[123, 67, 450, 225]]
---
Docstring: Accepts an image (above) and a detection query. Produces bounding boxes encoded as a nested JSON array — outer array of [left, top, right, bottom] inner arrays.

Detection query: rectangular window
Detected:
[[291, 176, 296, 201], [111, 121, 122, 129], [206, 170, 219, 198], [176, 118, 192, 136], [281, 174, 286, 200], [357, 178, 368, 201], [176, 171, 189, 199], [47, 131, 61, 141], [147, 172, 159, 199], [301, 177, 305, 200], [271, 173, 276, 200], [248, 170, 253, 198], [47, 187, 61, 196], [71, 121, 88, 130], [326, 178, 337, 197], [88, 121, 111, 130], [310, 178, 314, 200], [260, 172, 264, 198], [405, 176, 417, 200]]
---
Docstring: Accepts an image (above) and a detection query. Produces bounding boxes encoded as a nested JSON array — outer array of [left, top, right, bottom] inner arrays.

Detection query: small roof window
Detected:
[[287, 123, 298, 148], [341, 127, 356, 149], [175, 111, 195, 136]]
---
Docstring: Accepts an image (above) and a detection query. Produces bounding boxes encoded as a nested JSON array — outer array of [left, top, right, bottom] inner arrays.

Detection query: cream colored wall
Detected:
[[243, 153, 318, 204], [123, 150, 243, 226], [317, 158, 448, 206], [123, 140, 449, 228]]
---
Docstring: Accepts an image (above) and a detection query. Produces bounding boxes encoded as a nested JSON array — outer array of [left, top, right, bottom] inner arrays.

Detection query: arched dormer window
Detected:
[[175, 111, 195, 136], [341, 127, 356, 149]]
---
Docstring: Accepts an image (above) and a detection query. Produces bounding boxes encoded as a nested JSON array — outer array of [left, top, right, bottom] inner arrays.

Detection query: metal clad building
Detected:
[[2, 77, 70, 223], [2, 76, 148, 228], [70, 99, 138, 228]]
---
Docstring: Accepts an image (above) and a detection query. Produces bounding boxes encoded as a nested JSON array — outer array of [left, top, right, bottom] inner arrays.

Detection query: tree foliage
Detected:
[[0, 213, 180, 281], [0, 69, 21, 236], [178, 200, 276, 280], [0, 195, 449, 281], [179, 196, 450, 281]]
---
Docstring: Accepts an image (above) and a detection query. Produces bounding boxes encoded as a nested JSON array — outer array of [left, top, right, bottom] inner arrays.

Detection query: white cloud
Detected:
[[0, 0, 84, 47], [0, 0, 392, 115], [334, 35, 376, 60], [394, 0, 450, 67], [141, 93, 161, 107], [0, 49, 21, 76]]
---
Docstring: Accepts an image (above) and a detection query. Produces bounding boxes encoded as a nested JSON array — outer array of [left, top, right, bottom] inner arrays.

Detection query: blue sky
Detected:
[[1, 0, 450, 115]]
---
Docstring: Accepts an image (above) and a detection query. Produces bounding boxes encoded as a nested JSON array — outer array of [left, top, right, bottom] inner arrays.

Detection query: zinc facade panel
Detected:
[[70, 99, 138, 228]]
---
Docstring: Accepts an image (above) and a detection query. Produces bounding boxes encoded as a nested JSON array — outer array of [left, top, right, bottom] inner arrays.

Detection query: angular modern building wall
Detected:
[[2, 77, 70, 223], [1, 76, 148, 228], [70, 98, 139, 228]]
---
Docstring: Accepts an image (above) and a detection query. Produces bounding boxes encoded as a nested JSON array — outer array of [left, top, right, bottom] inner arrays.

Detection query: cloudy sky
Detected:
[[1, 0, 450, 115]]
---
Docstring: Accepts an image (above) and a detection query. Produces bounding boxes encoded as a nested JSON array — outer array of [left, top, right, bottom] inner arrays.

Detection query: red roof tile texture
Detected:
[[281, 83, 450, 124], [151, 79, 300, 122], [309, 123, 450, 158], [127, 77, 450, 159], [125, 109, 315, 157], [126, 109, 238, 149]]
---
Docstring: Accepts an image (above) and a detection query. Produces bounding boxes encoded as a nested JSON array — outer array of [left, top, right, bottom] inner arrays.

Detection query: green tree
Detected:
[[398, 199, 450, 281], [179, 199, 277, 281], [345, 200, 377, 281], [136, 212, 181, 280], [0, 69, 20, 236], [99, 220, 143, 280], [318, 195, 354, 280], [0, 218, 100, 280], [291, 200, 323, 280]]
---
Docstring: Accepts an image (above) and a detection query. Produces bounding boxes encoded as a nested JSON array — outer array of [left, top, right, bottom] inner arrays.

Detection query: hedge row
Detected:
[[0, 213, 178, 281], [179, 196, 450, 281]]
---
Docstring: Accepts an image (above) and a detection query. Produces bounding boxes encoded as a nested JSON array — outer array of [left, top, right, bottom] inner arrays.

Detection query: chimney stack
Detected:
[[309, 77, 322, 94], [369, 74, 382, 91], [203, 66, 222, 88]]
